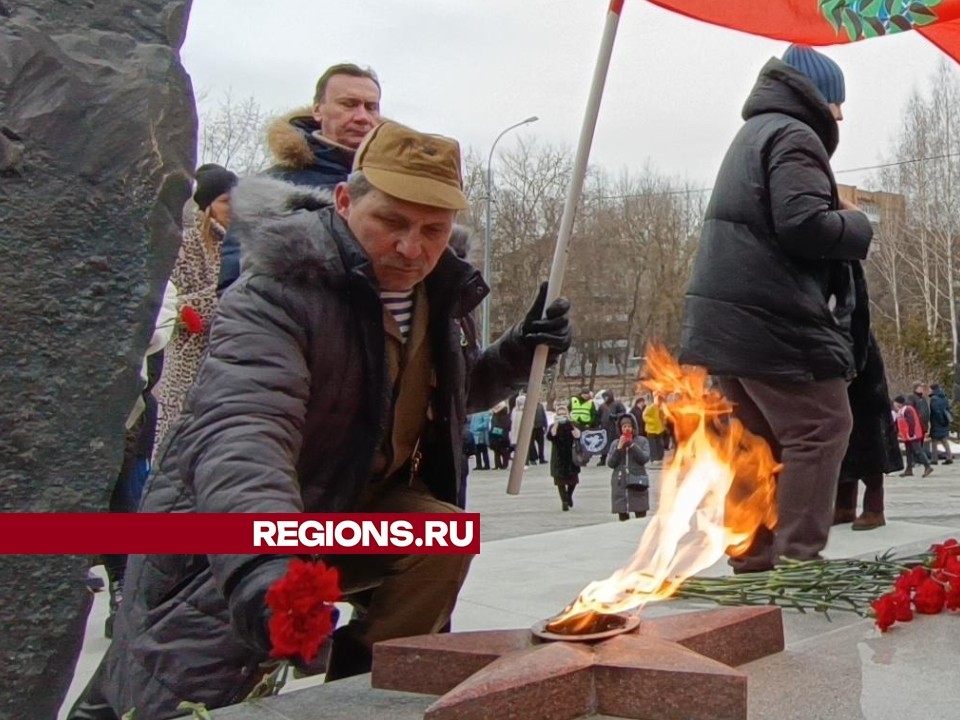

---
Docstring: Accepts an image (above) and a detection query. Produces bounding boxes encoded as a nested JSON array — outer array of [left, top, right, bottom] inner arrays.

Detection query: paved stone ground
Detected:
[[466, 457, 960, 540], [59, 454, 960, 719]]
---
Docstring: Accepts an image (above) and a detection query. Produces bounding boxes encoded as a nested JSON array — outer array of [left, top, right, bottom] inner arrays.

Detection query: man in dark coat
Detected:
[[69, 122, 572, 720], [679, 45, 873, 573], [928, 383, 954, 464], [906, 382, 933, 464], [530, 399, 549, 464], [596, 390, 626, 466], [218, 63, 382, 294], [627, 395, 648, 437]]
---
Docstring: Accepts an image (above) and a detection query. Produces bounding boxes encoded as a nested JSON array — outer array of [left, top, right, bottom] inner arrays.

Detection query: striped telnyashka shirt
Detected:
[[381, 290, 414, 341]]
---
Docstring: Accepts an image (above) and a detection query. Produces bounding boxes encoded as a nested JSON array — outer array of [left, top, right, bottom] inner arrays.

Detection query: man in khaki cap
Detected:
[[69, 122, 571, 720]]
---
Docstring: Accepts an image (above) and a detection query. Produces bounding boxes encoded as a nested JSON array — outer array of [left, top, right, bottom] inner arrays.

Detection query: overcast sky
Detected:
[[181, 0, 953, 190]]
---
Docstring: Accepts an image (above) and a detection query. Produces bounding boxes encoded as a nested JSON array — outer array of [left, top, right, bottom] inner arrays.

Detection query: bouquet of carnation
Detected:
[[871, 538, 960, 632], [246, 559, 341, 698]]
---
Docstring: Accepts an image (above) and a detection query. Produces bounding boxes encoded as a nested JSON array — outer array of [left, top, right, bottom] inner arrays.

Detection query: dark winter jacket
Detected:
[[628, 404, 648, 436], [489, 408, 512, 449], [548, 420, 581, 482], [534, 401, 548, 431], [906, 392, 931, 433], [599, 399, 626, 443], [840, 333, 903, 478], [929, 388, 952, 440], [607, 414, 650, 514], [100, 177, 540, 718], [218, 108, 355, 294], [680, 58, 873, 382]]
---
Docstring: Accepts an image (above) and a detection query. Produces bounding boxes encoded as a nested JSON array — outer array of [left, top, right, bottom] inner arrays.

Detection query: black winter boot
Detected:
[[324, 626, 373, 682]]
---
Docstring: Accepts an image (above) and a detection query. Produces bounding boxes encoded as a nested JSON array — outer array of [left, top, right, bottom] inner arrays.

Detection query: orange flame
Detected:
[[550, 345, 779, 624]]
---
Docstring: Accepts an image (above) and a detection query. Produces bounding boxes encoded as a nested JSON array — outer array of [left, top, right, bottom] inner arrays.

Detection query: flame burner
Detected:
[[370, 347, 785, 718], [534, 611, 640, 642], [372, 606, 785, 720]]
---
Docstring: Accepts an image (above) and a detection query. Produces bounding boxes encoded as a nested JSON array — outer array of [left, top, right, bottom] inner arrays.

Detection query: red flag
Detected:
[[648, 0, 960, 63]]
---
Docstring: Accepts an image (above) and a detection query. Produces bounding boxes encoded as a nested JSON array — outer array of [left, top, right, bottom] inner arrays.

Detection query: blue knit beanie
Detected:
[[782, 44, 845, 105]]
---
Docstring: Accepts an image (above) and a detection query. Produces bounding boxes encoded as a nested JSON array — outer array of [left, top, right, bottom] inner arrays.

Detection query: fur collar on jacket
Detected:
[[229, 177, 486, 313], [266, 107, 355, 170], [229, 176, 340, 285]]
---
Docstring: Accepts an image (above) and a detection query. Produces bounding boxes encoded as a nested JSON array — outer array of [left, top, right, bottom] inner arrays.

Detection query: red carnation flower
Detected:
[[931, 538, 959, 569], [946, 580, 960, 612], [894, 565, 928, 595], [946, 556, 960, 577], [914, 577, 946, 615], [266, 559, 341, 663], [871, 593, 899, 632], [179, 305, 204, 334], [892, 590, 914, 622]]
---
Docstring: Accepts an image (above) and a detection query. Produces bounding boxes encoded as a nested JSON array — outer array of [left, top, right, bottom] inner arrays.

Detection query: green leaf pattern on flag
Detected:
[[819, 0, 942, 40]]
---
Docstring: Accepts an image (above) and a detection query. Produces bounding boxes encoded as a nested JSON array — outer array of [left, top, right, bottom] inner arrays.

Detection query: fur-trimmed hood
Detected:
[[229, 176, 487, 312], [229, 175, 342, 286], [265, 106, 355, 176]]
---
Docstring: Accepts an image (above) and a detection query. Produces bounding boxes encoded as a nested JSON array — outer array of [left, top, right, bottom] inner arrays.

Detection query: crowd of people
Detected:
[[72, 44, 957, 720], [464, 388, 669, 520]]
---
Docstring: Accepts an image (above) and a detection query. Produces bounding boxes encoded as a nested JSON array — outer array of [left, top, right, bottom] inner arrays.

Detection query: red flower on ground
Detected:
[[944, 556, 960, 578], [179, 305, 204, 334], [894, 565, 928, 595], [946, 580, 960, 612], [266, 559, 341, 663], [914, 577, 946, 615], [931, 538, 959, 569], [871, 593, 900, 632], [892, 590, 914, 622]]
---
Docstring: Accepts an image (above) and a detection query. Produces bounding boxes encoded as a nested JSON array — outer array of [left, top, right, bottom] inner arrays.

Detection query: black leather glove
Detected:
[[520, 282, 572, 357], [227, 557, 291, 655]]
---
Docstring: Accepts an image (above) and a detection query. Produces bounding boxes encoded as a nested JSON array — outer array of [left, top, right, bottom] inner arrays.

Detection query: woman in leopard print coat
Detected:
[[153, 165, 237, 451]]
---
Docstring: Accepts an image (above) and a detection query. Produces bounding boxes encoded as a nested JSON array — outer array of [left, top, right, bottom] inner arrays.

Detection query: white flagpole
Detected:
[[507, 0, 625, 495]]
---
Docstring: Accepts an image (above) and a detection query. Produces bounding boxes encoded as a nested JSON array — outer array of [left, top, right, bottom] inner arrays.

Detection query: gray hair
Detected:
[[345, 171, 376, 200]]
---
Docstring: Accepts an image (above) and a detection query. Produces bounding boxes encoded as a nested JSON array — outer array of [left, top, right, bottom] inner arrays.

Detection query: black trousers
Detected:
[[474, 443, 490, 469], [530, 429, 546, 463]]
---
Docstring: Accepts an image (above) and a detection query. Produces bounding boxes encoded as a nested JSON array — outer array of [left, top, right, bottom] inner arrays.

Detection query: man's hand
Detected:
[[520, 282, 572, 357], [227, 557, 291, 655], [839, 197, 860, 212]]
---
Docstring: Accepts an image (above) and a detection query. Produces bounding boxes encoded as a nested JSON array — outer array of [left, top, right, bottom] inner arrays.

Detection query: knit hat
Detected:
[[193, 164, 238, 210], [781, 45, 845, 105]]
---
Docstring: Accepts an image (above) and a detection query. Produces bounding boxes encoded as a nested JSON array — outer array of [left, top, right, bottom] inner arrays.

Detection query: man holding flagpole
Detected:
[[680, 45, 875, 573]]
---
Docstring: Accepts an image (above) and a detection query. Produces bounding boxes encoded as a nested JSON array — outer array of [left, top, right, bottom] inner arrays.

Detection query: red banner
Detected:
[[647, 0, 960, 64], [0, 513, 480, 555]]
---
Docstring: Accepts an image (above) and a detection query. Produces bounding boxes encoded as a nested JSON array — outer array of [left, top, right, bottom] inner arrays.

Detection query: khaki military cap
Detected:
[[353, 121, 469, 210]]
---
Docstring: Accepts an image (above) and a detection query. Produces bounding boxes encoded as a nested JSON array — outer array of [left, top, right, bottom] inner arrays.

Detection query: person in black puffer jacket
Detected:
[[680, 45, 874, 573]]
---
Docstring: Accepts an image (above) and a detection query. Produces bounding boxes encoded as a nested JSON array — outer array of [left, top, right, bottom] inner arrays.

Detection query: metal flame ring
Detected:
[[530, 613, 641, 643]]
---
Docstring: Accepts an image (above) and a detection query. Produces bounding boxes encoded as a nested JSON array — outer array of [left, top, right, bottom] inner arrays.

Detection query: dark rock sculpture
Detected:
[[0, 2, 196, 717]]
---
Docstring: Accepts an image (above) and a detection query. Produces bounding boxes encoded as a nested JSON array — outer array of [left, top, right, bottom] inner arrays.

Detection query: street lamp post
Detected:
[[482, 115, 539, 348]]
